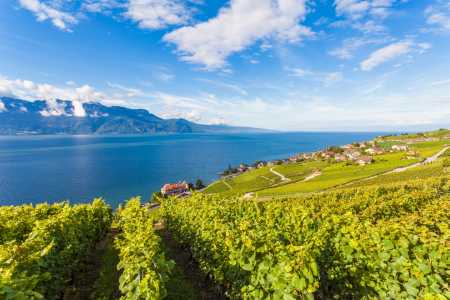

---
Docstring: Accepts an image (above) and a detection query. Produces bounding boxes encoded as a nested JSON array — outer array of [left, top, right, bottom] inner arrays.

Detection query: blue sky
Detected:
[[1, 0, 450, 131]]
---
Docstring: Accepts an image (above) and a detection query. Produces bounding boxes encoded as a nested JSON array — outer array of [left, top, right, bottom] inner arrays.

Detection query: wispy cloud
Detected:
[[426, 79, 450, 86], [153, 73, 175, 82]]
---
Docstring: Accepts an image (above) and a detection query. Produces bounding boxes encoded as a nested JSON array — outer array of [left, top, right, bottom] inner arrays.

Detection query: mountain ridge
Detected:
[[0, 98, 274, 135]]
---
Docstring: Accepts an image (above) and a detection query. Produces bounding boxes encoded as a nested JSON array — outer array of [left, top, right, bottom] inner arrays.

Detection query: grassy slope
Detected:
[[258, 155, 418, 197]]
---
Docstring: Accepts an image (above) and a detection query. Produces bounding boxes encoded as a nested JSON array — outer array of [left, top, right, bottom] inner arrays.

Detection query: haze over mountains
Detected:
[[0, 98, 271, 135]]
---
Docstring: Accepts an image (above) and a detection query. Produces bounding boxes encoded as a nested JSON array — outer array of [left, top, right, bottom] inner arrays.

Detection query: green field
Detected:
[[202, 180, 231, 193], [257, 157, 418, 197], [272, 161, 327, 180], [201, 165, 282, 195]]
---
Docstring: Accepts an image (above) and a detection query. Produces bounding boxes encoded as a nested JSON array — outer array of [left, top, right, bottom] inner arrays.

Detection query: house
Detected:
[[302, 153, 312, 159], [312, 152, 321, 158], [258, 162, 266, 168], [334, 154, 346, 161], [341, 144, 353, 149], [321, 151, 334, 158], [267, 161, 275, 166], [359, 142, 367, 148], [343, 149, 361, 159], [366, 148, 383, 155], [282, 160, 290, 165], [444, 134, 450, 139], [240, 164, 249, 170], [290, 156, 297, 162], [359, 157, 373, 165], [392, 145, 409, 151], [161, 181, 189, 196]]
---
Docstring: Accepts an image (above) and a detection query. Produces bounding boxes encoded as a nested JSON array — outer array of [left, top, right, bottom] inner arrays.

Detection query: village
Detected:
[[158, 133, 450, 198]]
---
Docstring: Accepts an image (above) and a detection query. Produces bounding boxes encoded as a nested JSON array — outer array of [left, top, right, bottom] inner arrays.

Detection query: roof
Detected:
[[162, 182, 188, 191], [323, 151, 334, 155], [344, 149, 359, 154], [359, 156, 373, 162]]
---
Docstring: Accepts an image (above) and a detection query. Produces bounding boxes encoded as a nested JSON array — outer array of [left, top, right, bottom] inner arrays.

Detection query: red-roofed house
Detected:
[[290, 156, 297, 162], [161, 181, 189, 196]]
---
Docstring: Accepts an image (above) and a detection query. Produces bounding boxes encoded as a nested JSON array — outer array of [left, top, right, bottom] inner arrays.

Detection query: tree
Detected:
[[228, 164, 232, 173], [188, 182, 194, 190], [152, 191, 163, 203], [196, 179, 203, 188]]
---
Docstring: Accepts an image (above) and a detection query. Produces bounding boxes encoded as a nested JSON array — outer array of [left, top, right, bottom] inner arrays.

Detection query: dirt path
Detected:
[[62, 228, 123, 300], [223, 180, 232, 190], [155, 222, 229, 300], [269, 167, 291, 181]]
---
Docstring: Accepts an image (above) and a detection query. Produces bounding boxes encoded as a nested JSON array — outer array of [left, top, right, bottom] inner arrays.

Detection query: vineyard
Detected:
[[163, 176, 450, 299], [257, 157, 418, 197], [347, 163, 445, 188], [0, 199, 112, 299], [440, 148, 450, 158]]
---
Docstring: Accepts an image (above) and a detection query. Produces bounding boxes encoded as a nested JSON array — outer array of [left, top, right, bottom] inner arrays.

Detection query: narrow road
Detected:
[[269, 167, 291, 181], [390, 146, 449, 173]]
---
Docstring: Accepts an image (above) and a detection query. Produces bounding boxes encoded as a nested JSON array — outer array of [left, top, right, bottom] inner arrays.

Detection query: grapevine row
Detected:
[[162, 176, 450, 299], [115, 197, 174, 299], [0, 199, 112, 300]]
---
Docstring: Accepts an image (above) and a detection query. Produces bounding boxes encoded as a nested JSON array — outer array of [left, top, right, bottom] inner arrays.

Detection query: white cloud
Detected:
[[153, 73, 175, 82], [39, 99, 67, 116], [82, 0, 119, 13], [333, 0, 371, 20], [360, 40, 413, 71], [333, 0, 398, 20], [163, 0, 313, 70], [0, 86, 15, 98], [18, 0, 78, 32], [195, 78, 248, 95], [0, 100, 7, 113], [250, 60, 260, 64], [72, 100, 87, 117], [209, 115, 230, 125], [425, 3, 450, 33], [124, 0, 192, 30], [157, 106, 203, 122], [260, 42, 273, 51], [66, 81, 76, 86]]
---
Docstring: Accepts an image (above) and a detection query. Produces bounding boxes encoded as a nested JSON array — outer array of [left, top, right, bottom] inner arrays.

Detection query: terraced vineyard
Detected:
[[163, 176, 450, 299], [346, 163, 445, 188], [258, 157, 418, 197]]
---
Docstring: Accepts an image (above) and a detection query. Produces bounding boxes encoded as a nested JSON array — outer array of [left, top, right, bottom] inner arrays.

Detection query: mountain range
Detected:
[[0, 98, 272, 135]]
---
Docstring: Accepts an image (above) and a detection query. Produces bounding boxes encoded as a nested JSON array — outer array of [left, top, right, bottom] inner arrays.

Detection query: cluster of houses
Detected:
[[252, 140, 416, 169]]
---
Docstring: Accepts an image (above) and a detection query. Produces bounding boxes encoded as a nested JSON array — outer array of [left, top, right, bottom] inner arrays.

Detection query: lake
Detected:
[[0, 132, 386, 208]]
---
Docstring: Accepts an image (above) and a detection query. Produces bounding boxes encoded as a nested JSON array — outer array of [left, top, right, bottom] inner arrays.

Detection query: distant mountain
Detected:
[[0, 98, 273, 135]]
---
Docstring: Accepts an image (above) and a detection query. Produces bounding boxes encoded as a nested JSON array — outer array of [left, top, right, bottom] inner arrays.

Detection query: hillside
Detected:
[[201, 132, 450, 198], [0, 98, 273, 135]]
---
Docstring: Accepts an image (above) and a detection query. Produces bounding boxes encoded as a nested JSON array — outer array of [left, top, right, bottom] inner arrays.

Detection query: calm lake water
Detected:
[[0, 132, 386, 209]]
